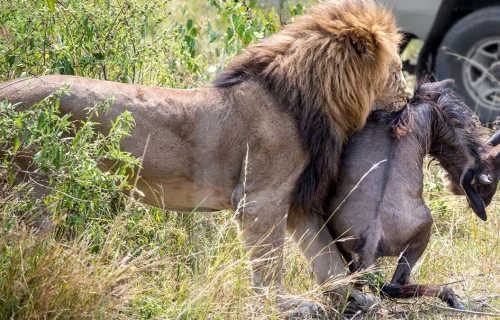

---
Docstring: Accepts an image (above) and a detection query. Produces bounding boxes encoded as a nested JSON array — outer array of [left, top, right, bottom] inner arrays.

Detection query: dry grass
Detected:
[[366, 163, 500, 319], [1, 5, 500, 320], [1, 162, 500, 320], [0, 212, 166, 319]]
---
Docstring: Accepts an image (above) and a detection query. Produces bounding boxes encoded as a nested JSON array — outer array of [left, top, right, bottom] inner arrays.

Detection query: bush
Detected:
[[0, 1, 307, 319], [3, 1, 498, 319], [0, 0, 283, 87]]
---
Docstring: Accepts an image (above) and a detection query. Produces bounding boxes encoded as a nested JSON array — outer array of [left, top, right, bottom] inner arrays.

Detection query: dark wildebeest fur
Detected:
[[325, 80, 500, 308]]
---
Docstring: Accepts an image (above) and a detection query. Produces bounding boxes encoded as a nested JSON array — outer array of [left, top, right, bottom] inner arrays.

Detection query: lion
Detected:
[[0, 0, 410, 314]]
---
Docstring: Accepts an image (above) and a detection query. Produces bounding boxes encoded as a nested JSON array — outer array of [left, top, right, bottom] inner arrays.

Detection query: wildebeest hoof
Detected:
[[455, 304, 467, 310], [278, 296, 326, 319], [344, 292, 380, 314]]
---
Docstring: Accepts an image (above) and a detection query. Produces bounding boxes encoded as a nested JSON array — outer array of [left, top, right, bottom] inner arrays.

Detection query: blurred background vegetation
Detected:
[[0, 0, 499, 319], [0, 0, 299, 86]]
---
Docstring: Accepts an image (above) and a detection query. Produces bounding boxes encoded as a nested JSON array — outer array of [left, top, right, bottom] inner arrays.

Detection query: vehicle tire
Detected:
[[435, 6, 500, 124]]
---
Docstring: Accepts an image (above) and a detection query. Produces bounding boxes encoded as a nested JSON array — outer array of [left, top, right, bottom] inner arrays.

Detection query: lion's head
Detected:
[[373, 61, 412, 112], [214, 0, 408, 218]]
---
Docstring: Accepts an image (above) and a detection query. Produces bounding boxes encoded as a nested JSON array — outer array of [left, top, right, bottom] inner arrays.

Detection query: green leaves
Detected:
[[46, 0, 55, 12], [1, 0, 202, 86], [0, 91, 140, 235], [12, 136, 20, 153], [52, 144, 61, 168], [290, 3, 304, 17], [92, 52, 105, 60], [206, 0, 280, 58], [186, 19, 194, 30], [0, 0, 286, 86]]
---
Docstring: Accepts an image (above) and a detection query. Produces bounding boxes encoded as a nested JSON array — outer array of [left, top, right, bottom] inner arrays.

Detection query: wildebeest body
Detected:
[[326, 81, 500, 308], [328, 107, 432, 270]]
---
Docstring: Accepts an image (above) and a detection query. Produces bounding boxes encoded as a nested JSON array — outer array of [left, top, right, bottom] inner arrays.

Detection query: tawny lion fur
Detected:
[[214, 0, 408, 218], [0, 0, 409, 311]]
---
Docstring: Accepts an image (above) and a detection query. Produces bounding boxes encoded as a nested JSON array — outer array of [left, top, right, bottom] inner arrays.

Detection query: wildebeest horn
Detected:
[[478, 173, 492, 184], [487, 130, 500, 147], [461, 168, 487, 221]]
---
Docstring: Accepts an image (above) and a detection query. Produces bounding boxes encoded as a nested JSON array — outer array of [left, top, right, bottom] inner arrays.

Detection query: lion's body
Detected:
[[0, 0, 409, 313], [2, 76, 305, 213]]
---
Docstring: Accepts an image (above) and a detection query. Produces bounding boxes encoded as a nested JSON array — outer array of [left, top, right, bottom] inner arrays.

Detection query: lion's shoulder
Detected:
[[213, 0, 404, 219]]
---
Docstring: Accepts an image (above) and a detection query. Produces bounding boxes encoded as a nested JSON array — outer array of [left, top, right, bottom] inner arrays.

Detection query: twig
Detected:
[[0, 77, 34, 91], [425, 302, 500, 317], [469, 294, 500, 303], [28, 176, 90, 203], [125, 133, 150, 211], [440, 279, 465, 286]]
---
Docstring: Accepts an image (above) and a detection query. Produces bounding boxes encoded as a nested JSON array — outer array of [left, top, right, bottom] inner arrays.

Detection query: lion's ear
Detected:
[[342, 27, 377, 56]]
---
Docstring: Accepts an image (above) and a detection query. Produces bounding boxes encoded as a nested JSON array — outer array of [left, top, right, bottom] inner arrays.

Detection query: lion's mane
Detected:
[[214, 0, 402, 218]]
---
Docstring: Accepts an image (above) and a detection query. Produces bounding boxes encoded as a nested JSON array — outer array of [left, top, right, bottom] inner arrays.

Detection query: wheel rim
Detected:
[[462, 37, 500, 112]]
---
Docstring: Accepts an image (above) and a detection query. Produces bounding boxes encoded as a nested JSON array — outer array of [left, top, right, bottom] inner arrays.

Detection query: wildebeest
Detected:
[[325, 80, 500, 309]]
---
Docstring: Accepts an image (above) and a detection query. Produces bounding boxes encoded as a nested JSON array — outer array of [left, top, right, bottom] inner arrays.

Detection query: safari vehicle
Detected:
[[380, 0, 500, 123]]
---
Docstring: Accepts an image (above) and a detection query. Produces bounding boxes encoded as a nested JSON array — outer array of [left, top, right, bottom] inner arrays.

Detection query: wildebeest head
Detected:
[[402, 80, 500, 221], [464, 130, 500, 221]]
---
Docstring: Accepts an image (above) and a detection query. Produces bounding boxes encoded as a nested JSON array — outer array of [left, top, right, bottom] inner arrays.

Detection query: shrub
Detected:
[[0, 1, 300, 318]]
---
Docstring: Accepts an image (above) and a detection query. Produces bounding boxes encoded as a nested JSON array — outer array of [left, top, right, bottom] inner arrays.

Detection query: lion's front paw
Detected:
[[343, 291, 380, 314], [278, 296, 327, 320]]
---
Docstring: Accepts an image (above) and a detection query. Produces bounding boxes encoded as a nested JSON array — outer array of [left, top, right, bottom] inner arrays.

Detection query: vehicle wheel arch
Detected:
[[417, 0, 500, 76]]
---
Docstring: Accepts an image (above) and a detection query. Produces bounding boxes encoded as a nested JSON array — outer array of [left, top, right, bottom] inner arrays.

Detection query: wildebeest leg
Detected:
[[380, 283, 465, 309], [390, 250, 424, 286], [383, 228, 465, 309], [353, 231, 385, 293], [336, 231, 382, 295], [390, 222, 431, 286], [379, 251, 464, 308], [357, 227, 381, 273]]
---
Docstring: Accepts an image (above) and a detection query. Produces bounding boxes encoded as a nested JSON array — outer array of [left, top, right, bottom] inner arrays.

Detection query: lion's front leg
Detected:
[[287, 214, 346, 285], [234, 195, 288, 288], [234, 200, 328, 318], [287, 214, 380, 313]]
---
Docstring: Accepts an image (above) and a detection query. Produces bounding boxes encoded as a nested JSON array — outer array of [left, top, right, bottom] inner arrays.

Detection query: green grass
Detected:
[[1, 1, 500, 319], [2, 162, 499, 319], [372, 163, 500, 319]]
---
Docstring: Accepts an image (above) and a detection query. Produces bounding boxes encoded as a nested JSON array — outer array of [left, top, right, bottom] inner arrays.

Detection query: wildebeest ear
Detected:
[[461, 168, 487, 221]]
